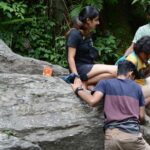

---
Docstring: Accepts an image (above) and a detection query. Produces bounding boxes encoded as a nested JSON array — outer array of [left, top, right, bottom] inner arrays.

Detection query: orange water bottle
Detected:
[[43, 66, 53, 77]]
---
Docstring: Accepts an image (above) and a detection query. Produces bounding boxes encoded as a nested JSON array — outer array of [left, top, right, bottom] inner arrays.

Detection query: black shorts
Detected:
[[77, 64, 93, 81]]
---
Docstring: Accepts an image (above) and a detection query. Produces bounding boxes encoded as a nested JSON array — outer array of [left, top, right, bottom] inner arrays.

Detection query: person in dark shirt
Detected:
[[66, 6, 117, 89], [71, 60, 150, 150]]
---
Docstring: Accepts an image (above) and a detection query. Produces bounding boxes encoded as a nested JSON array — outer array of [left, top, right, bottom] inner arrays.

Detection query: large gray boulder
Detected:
[[0, 74, 104, 150], [0, 40, 104, 150]]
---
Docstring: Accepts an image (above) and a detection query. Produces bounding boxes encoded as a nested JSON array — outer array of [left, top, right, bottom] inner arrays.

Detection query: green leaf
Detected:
[[44, 53, 49, 59], [70, 5, 82, 18], [132, 0, 139, 4]]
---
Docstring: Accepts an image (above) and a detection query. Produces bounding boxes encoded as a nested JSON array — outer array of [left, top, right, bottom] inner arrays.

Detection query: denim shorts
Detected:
[[76, 64, 93, 81]]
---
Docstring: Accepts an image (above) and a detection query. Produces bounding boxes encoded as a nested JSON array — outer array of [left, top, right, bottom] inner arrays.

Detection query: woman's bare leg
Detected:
[[80, 64, 117, 89], [142, 84, 150, 98], [142, 79, 150, 106], [87, 73, 116, 85], [145, 97, 150, 106], [146, 77, 150, 84], [87, 64, 117, 78]]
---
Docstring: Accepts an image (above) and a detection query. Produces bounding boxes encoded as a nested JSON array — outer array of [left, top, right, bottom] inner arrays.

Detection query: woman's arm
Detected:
[[124, 43, 134, 56], [68, 47, 82, 85], [68, 47, 78, 74]]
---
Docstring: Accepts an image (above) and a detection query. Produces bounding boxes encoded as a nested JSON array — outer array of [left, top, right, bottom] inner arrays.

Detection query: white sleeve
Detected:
[[132, 27, 142, 43]]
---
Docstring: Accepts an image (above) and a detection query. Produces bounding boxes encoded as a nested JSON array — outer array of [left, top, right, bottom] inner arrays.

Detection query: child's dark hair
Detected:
[[134, 36, 150, 55], [117, 60, 138, 77], [78, 6, 99, 23], [146, 3, 150, 16]]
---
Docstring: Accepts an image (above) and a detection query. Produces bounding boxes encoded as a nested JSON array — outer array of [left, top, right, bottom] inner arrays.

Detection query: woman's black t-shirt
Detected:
[[66, 28, 98, 67]]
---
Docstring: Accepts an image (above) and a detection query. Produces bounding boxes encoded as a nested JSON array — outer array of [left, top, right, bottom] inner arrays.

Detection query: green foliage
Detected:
[[12, 2, 27, 19], [0, 2, 13, 15], [51, 36, 67, 67], [0, 1, 27, 19], [11, 18, 67, 67], [84, 0, 103, 9], [94, 34, 119, 64], [70, 0, 103, 18], [0, 28, 13, 47], [0, 1, 67, 67], [70, 5, 82, 18], [105, 0, 119, 5], [132, 0, 149, 6], [1, 18, 34, 25], [3, 129, 16, 137]]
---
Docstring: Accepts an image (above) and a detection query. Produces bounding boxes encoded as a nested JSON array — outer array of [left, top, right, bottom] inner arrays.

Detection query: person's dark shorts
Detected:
[[76, 64, 93, 81]]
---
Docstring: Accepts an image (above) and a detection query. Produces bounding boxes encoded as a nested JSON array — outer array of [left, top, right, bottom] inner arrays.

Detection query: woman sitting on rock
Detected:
[[66, 6, 117, 89]]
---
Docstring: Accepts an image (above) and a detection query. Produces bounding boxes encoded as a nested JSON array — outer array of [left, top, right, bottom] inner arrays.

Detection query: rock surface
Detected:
[[0, 40, 104, 150], [0, 74, 104, 150]]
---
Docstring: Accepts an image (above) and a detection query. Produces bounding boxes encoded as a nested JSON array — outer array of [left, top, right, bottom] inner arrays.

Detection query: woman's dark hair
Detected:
[[78, 6, 99, 23], [146, 3, 150, 16], [134, 36, 150, 55], [117, 60, 138, 77]]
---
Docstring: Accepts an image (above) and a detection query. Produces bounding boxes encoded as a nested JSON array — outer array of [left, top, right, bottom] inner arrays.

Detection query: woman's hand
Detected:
[[74, 77, 82, 86], [74, 77, 88, 90], [71, 77, 82, 92]]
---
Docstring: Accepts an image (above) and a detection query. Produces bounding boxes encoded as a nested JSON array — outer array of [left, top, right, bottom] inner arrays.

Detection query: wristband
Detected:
[[75, 87, 84, 96]]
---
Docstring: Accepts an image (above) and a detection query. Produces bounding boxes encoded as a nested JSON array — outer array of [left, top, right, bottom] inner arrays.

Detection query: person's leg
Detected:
[[105, 128, 150, 150], [85, 64, 117, 85], [141, 77, 150, 106], [105, 139, 120, 150], [146, 76, 150, 84], [142, 84, 150, 98], [86, 73, 115, 85], [87, 64, 117, 78], [77, 64, 117, 88], [142, 82, 150, 107], [120, 135, 150, 150], [105, 129, 122, 150], [145, 97, 150, 106]]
